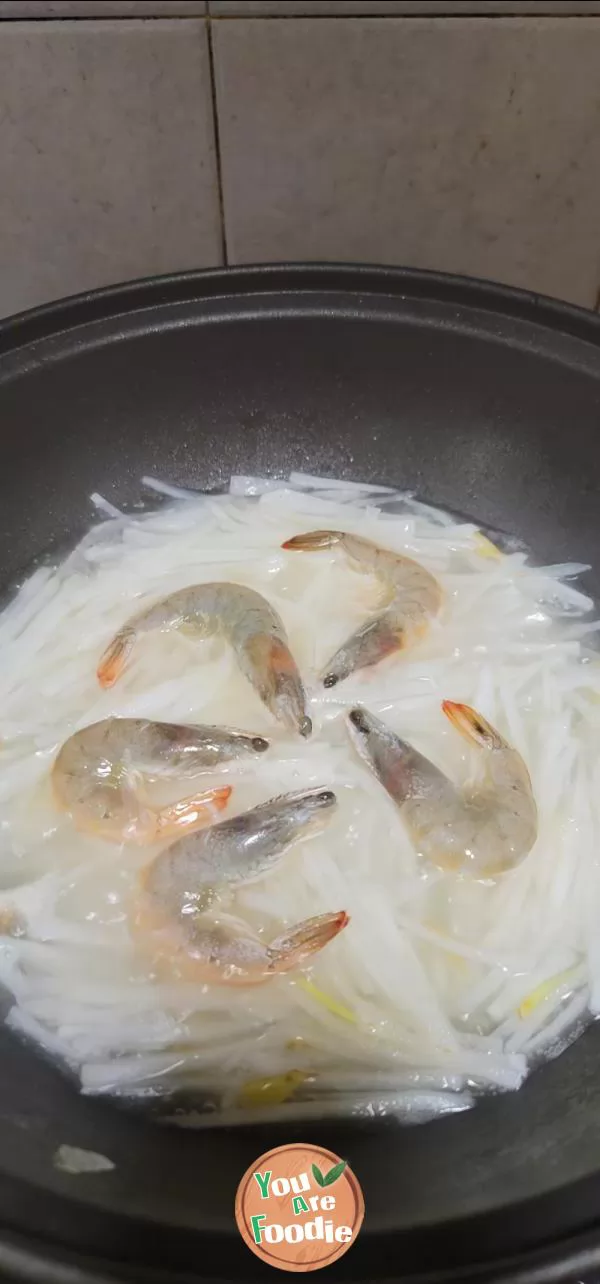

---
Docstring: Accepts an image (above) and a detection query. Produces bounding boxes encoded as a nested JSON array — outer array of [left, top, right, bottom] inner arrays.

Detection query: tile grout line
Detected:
[[1, 9, 599, 18], [206, 5, 600, 16], [206, 14, 228, 267]]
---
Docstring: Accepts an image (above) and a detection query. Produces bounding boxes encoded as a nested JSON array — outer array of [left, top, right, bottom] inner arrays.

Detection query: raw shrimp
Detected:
[[52, 717, 267, 843], [132, 787, 348, 982], [282, 531, 441, 686], [97, 583, 312, 737], [347, 702, 538, 877]]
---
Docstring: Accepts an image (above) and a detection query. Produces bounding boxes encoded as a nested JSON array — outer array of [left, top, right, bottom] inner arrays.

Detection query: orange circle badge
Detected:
[[235, 1142, 364, 1272]]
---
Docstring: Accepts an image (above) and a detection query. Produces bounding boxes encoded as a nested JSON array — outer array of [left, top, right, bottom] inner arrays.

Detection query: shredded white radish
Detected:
[[164, 1091, 475, 1130], [0, 472, 598, 1125], [89, 494, 124, 520], [288, 471, 397, 495], [141, 476, 200, 502]]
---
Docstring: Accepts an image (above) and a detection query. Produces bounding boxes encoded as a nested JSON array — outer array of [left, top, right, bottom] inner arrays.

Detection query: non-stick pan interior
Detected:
[[1, 265, 600, 1283]]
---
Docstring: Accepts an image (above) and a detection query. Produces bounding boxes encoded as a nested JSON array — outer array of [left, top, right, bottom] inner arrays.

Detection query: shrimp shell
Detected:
[[347, 703, 538, 878], [97, 583, 312, 737], [132, 788, 347, 983], [282, 530, 441, 686], [52, 718, 267, 843]]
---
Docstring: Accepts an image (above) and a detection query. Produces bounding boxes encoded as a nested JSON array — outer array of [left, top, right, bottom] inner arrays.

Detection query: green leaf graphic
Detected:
[[312, 1163, 325, 1188], [323, 1160, 347, 1186]]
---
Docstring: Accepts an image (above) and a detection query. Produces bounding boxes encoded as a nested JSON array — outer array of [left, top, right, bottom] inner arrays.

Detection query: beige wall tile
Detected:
[[214, 16, 600, 305], [0, 4, 206, 16], [0, 19, 221, 315], [210, 3, 600, 15]]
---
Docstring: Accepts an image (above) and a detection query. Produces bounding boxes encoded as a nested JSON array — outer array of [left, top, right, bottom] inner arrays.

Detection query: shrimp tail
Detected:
[[268, 910, 349, 973], [97, 627, 136, 688], [442, 700, 503, 750], [282, 531, 343, 551], [141, 785, 232, 843]]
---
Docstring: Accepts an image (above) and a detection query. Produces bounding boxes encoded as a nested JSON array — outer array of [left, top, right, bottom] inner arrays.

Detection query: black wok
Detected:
[[0, 264, 600, 1284]]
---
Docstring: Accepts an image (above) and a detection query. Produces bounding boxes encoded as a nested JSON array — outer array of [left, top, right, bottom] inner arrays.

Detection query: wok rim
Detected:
[[2, 260, 600, 356], [2, 1208, 600, 1284]]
